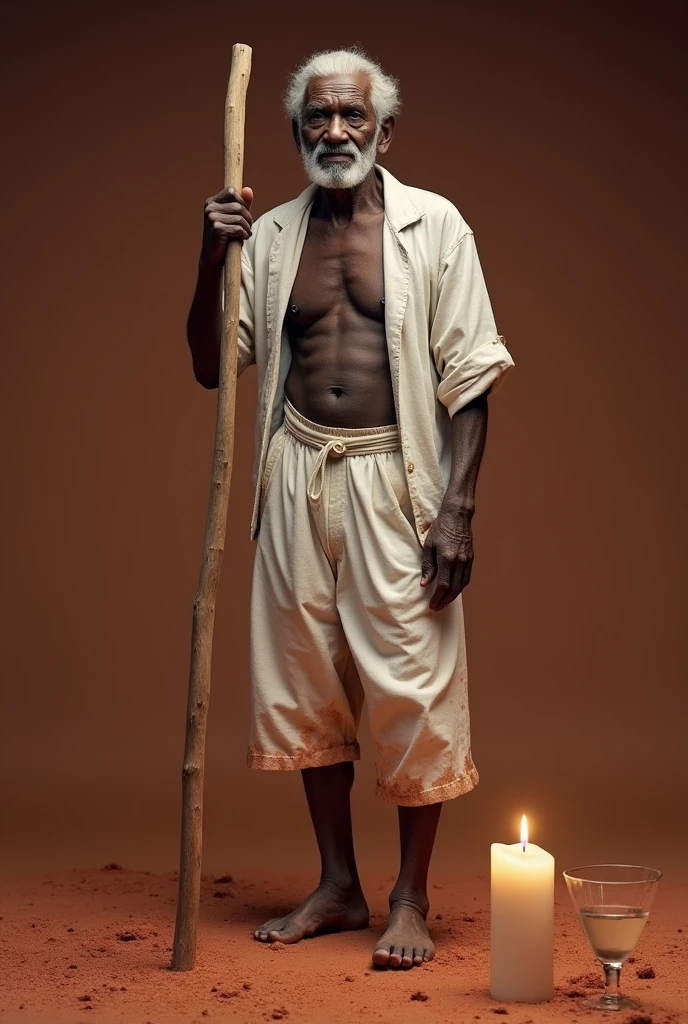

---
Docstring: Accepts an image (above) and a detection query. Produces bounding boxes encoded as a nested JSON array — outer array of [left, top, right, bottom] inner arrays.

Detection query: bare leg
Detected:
[[372, 802, 443, 968], [254, 761, 370, 943]]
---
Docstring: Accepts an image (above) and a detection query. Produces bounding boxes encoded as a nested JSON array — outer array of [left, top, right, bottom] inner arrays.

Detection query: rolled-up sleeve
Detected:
[[220, 248, 256, 376], [431, 231, 515, 417]]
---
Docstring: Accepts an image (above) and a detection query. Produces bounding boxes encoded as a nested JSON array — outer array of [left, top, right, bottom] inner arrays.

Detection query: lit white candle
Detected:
[[490, 816, 554, 1003]]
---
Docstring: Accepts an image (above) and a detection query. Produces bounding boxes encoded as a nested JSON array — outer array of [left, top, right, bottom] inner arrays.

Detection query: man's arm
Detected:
[[441, 387, 490, 516], [420, 388, 489, 611], [187, 262, 224, 388], [187, 185, 254, 389], [422, 224, 515, 611], [430, 230, 514, 416]]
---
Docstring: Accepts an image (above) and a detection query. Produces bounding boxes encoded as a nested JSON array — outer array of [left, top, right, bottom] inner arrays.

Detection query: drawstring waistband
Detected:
[[283, 398, 401, 503]]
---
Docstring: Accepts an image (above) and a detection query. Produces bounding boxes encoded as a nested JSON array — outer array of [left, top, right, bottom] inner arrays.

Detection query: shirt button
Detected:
[[407, 462, 414, 473]]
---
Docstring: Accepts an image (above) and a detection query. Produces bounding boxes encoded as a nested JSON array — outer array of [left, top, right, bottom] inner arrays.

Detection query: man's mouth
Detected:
[[319, 152, 354, 161]]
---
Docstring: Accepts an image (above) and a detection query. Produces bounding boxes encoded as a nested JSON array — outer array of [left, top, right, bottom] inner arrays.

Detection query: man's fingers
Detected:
[[433, 582, 458, 611], [430, 561, 473, 606], [420, 544, 437, 586], [430, 556, 471, 611], [207, 212, 252, 231], [206, 200, 253, 223], [428, 560, 451, 609], [206, 186, 253, 212]]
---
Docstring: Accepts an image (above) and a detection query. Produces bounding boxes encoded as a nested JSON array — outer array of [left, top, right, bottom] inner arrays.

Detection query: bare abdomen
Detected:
[[284, 322, 396, 429]]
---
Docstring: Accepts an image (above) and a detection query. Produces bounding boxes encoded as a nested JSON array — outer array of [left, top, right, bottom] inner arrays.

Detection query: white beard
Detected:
[[300, 125, 381, 188]]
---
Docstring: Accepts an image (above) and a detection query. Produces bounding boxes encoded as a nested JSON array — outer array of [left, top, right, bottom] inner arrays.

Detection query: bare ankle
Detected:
[[388, 888, 430, 918], [319, 874, 363, 898]]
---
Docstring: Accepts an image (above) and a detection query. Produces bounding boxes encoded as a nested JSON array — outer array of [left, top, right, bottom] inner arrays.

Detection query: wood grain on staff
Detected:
[[171, 41, 252, 973]]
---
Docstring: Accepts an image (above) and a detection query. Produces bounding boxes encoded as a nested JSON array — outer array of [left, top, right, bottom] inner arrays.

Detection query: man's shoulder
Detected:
[[254, 196, 302, 228], [403, 182, 472, 237], [254, 185, 315, 234], [379, 166, 473, 256], [241, 186, 314, 267], [240, 186, 313, 270]]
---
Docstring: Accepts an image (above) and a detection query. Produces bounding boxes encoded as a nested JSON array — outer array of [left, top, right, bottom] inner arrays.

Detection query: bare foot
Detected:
[[253, 881, 369, 944], [372, 903, 435, 968]]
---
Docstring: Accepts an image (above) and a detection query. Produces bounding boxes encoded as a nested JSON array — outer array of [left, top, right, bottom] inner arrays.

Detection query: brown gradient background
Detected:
[[1, 1, 686, 884]]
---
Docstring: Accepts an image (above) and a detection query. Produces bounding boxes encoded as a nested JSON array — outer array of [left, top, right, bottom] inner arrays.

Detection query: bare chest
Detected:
[[286, 214, 385, 328]]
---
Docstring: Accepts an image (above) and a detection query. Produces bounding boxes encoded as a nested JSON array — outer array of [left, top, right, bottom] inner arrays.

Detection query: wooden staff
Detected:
[[171, 41, 252, 973]]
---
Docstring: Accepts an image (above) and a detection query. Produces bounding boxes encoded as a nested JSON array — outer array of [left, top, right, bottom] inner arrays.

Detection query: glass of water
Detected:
[[563, 864, 662, 1012]]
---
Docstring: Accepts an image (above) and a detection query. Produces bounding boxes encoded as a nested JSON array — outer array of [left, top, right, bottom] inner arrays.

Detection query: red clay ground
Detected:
[[1, 865, 685, 1024]]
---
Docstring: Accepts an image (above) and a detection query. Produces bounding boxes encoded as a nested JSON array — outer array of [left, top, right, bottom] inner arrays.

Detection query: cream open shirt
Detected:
[[234, 163, 515, 544]]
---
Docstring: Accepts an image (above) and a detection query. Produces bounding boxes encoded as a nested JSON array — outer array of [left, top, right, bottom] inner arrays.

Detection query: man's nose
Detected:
[[324, 114, 347, 142]]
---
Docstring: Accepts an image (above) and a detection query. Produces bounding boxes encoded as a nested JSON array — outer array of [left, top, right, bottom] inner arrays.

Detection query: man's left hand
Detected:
[[420, 505, 474, 611]]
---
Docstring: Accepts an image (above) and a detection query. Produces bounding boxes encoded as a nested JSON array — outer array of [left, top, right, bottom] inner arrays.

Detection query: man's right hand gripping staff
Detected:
[[186, 186, 254, 389]]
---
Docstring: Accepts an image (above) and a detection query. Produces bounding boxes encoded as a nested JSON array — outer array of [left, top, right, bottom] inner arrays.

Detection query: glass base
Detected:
[[582, 994, 642, 1012]]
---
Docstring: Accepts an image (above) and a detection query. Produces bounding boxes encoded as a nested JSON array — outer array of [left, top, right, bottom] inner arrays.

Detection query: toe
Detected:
[[401, 947, 413, 968], [272, 926, 301, 944], [372, 945, 391, 966], [388, 946, 403, 968], [413, 947, 424, 966], [255, 918, 280, 940], [423, 947, 435, 962]]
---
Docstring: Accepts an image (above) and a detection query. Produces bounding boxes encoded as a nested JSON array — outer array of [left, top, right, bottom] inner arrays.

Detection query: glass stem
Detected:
[[602, 962, 622, 1004]]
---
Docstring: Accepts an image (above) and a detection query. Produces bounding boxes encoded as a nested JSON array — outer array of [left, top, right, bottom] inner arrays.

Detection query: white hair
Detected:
[[283, 46, 401, 125]]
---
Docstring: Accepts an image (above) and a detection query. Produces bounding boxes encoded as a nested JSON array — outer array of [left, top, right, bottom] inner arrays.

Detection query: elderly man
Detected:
[[187, 46, 514, 969]]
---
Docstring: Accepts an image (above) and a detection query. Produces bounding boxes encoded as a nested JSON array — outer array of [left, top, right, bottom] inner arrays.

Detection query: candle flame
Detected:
[[521, 814, 528, 851]]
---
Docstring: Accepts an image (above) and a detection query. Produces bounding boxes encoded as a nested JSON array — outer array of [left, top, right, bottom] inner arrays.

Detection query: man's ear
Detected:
[[292, 119, 301, 151], [376, 115, 395, 155]]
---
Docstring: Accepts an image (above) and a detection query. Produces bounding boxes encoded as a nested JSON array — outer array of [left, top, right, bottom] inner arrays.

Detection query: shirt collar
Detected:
[[272, 163, 424, 232]]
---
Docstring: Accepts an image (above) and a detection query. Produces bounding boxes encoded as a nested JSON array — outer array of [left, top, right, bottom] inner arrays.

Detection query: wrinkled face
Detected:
[[297, 72, 383, 188]]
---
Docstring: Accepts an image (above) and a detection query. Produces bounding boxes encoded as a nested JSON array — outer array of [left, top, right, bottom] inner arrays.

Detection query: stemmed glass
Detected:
[[563, 864, 662, 1012]]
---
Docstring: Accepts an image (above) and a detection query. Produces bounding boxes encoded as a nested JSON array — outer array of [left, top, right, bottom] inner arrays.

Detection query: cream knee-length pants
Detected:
[[247, 397, 479, 806]]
